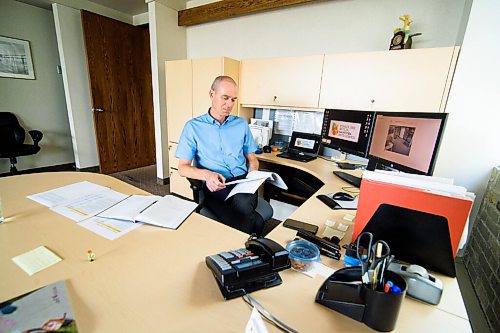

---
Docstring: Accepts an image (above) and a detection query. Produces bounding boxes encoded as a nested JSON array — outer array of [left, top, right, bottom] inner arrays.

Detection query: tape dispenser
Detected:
[[388, 262, 443, 305]]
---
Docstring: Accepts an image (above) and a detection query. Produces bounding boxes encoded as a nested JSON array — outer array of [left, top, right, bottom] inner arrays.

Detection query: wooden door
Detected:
[[81, 10, 155, 174]]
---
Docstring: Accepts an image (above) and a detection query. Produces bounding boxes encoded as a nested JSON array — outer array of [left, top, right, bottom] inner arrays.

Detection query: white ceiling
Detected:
[[16, 0, 189, 15], [89, 0, 149, 15]]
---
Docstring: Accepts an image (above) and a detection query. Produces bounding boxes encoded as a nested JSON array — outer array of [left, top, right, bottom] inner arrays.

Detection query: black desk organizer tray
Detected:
[[316, 266, 407, 332]]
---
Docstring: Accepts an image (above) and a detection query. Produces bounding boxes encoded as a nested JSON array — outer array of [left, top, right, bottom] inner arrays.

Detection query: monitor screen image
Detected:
[[320, 109, 375, 158], [367, 112, 448, 175], [289, 131, 321, 154]]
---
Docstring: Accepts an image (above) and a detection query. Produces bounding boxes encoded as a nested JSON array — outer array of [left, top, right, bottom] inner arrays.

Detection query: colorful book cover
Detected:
[[0, 280, 78, 333]]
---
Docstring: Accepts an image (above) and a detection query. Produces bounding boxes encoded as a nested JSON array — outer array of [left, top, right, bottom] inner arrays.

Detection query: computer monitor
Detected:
[[367, 112, 448, 175], [320, 109, 375, 158]]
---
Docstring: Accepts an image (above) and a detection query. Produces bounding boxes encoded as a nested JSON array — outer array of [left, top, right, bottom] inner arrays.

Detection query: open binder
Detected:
[[353, 171, 473, 277]]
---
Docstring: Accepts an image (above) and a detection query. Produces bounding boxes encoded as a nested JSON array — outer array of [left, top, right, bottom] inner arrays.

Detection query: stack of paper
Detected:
[[27, 182, 198, 240], [250, 118, 273, 147]]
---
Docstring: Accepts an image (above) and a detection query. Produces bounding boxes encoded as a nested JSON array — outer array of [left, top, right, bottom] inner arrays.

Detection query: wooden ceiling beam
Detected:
[[178, 0, 321, 27]]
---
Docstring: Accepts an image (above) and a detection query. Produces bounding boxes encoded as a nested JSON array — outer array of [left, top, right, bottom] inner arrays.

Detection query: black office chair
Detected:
[[0, 112, 43, 175], [187, 178, 274, 236]]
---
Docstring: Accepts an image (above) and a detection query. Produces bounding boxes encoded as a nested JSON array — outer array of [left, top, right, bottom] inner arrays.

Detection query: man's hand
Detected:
[[204, 170, 226, 192], [177, 159, 226, 192]]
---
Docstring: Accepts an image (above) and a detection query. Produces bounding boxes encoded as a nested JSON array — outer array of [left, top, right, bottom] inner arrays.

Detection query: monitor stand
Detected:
[[331, 152, 347, 161]]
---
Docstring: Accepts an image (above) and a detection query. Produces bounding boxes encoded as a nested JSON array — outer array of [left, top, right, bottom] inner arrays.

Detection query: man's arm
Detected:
[[177, 159, 226, 192], [246, 153, 259, 173]]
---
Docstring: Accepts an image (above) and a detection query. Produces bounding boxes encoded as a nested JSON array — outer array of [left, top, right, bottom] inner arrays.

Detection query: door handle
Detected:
[[92, 108, 104, 112]]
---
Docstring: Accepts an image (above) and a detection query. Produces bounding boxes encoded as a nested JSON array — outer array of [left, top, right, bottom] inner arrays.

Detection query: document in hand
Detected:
[[224, 170, 287, 200], [99, 194, 198, 229]]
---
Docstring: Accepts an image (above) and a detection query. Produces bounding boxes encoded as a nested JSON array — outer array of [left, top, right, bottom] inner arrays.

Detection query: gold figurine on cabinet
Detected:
[[390, 14, 422, 50]]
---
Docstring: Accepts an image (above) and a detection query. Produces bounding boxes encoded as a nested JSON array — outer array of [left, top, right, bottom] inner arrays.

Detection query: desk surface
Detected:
[[0, 169, 471, 332]]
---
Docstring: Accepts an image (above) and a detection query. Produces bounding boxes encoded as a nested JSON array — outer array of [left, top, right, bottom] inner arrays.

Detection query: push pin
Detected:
[[87, 249, 96, 262]]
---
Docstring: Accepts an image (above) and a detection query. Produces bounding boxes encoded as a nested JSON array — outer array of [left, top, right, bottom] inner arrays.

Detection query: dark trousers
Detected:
[[203, 176, 264, 236]]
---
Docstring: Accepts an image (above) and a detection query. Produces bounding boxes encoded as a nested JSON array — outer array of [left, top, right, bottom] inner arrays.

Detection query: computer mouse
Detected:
[[332, 192, 355, 201]]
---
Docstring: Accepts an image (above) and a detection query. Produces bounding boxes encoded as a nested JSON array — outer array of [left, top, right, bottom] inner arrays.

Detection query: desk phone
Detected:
[[206, 237, 290, 300]]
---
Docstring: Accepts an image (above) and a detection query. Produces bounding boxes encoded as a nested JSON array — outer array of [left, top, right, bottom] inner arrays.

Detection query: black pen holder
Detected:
[[315, 266, 407, 332]]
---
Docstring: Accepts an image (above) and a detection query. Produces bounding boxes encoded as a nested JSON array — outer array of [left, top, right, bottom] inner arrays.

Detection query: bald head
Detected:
[[211, 76, 237, 91]]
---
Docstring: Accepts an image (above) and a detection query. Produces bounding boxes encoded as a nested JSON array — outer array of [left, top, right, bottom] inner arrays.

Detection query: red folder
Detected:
[[353, 178, 473, 257]]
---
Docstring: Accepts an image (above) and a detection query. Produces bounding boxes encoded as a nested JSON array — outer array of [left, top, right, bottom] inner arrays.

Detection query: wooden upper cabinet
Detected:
[[192, 57, 240, 117], [166, 59, 193, 143], [319, 47, 459, 112], [240, 55, 324, 109]]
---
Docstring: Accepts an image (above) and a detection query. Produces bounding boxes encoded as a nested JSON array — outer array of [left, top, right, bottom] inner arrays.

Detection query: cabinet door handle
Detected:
[[273, 96, 277, 102]]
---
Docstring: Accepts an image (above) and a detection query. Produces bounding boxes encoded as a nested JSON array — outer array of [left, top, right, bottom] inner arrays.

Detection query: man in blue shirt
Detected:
[[175, 76, 264, 235]]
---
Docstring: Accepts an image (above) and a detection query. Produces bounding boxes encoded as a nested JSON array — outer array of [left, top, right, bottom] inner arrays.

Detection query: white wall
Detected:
[[149, 1, 187, 179], [434, 0, 500, 218], [186, 0, 468, 59], [0, 0, 74, 173], [52, 3, 99, 169]]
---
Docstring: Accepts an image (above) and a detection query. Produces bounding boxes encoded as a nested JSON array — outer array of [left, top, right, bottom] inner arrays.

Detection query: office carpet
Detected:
[[110, 165, 169, 196]]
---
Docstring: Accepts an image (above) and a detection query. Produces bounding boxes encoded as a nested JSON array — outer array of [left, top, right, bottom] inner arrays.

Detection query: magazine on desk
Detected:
[[224, 170, 287, 200], [0, 280, 79, 332]]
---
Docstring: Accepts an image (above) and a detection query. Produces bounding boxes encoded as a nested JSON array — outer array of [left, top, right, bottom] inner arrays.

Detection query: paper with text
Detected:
[[135, 195, 198, 229], [97, 194, 161, 222], [225, 171, 287, 200], [50, 189, 128, 222], [12, 246, 62, 276], [27, 181, 109, 207], [363, 170, 468, 196], [78, 216, 143, 240]]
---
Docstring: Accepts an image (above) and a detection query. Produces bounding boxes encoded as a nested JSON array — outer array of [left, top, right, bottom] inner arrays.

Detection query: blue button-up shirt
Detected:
[[175, 111, 258, 179]]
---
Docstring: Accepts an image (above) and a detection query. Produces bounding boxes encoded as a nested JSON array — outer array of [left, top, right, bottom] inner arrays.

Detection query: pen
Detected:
[[378, 257, 388, 289]]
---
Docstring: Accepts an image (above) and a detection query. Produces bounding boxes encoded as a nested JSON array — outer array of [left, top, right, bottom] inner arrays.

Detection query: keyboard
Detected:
[[276, 152, 317, 162], [333, 171, 361, 188]]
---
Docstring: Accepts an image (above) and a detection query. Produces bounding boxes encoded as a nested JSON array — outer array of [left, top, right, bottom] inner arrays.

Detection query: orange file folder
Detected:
[[353, 178, 473, 257]]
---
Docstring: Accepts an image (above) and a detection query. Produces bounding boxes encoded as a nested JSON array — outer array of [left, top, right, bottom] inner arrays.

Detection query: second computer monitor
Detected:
[[367, 112, 448, 175], [321, 109, 375, 158]]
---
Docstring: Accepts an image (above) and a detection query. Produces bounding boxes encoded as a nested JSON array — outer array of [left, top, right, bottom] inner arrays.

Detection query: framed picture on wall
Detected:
[[0, 35, 35, 79]]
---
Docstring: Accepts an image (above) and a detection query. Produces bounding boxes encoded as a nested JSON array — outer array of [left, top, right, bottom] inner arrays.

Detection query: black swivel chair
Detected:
[[187, 178, 274, 236], [0, 112, 43, 175]]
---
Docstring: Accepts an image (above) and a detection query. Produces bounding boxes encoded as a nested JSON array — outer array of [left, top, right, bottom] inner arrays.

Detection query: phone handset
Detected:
[[245, 237, 290, 270]]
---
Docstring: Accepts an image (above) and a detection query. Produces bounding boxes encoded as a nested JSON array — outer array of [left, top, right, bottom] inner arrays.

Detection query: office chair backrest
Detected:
[[0, 112, 26, 147]]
